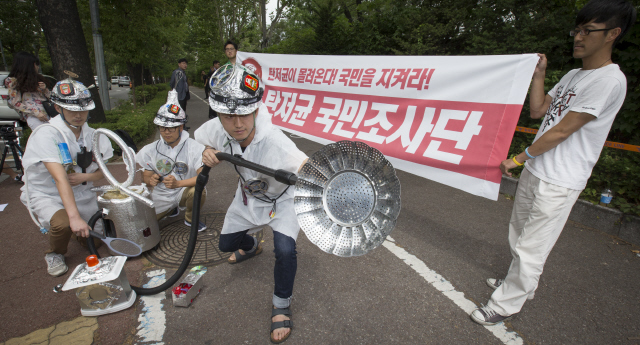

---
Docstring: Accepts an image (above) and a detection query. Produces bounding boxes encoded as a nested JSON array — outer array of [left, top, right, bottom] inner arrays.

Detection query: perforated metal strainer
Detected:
[[294, 141, 401, 257]]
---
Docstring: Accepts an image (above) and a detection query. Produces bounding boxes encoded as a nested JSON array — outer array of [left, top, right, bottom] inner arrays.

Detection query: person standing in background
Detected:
[[224, 40, 238, 65], [5, 51, 51, 130], [170, 58, 189, 111]]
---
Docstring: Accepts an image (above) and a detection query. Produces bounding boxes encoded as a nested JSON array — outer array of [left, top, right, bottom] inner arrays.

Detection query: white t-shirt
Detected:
[[20, 115, 114, 229], [526, 64, 626, 190], [136, 131, 205, 214], [194, 104, 308, 240]]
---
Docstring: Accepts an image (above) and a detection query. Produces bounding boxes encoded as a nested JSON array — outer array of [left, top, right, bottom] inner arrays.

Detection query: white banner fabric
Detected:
[[236, 52, 538, 200]]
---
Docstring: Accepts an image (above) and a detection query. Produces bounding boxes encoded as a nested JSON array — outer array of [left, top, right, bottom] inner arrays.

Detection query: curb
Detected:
[[500, 175, 640, 246]]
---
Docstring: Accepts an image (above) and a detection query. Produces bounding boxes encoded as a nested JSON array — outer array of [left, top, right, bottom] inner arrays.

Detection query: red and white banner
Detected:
[[237, 52, 538, 200]]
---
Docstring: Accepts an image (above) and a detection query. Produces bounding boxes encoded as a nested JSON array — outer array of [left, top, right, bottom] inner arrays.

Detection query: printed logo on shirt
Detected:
[[582, 106, 596, 110], [542, 83, 577, 132]]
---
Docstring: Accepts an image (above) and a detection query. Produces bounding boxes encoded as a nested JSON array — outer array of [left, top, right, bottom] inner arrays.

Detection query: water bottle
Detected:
[[599, 188, 613, 206]]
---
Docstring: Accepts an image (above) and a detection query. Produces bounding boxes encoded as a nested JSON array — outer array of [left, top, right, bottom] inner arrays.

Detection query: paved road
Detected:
[[107, 84, 132, 108], [1, 87, 639, 345]]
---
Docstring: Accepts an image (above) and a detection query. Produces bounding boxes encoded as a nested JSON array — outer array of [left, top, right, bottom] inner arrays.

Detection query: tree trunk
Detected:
[[128, 62, 144, 88], [143, 68, 153, 85], [35, 0, 106, 123]]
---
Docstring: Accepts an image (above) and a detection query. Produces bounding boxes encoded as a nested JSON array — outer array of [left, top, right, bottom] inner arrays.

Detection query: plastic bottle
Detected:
[[599, 188, 613, 206]]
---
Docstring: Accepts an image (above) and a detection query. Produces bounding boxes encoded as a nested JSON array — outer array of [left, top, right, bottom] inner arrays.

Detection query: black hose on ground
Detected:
[[85, 153, 296, 295], [87, 165, 211, 295]]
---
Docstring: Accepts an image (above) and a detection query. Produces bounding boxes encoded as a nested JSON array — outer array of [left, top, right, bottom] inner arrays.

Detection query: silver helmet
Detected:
[[50, 78, 95, 111], [154, 90, 186, 127], [208, 64, 264, 115]]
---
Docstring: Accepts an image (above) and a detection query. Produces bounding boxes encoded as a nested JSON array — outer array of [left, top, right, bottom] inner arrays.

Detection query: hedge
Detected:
[[89, 90, 168, 147]]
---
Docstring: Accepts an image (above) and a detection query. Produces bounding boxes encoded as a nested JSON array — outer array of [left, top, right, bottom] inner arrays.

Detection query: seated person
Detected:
[[136, 91, 207, 231], [20, 77, 113, 276], [196, 64, 308, 344]]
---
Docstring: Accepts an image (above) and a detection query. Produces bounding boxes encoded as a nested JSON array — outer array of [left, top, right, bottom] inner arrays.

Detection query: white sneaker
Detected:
[[45, 253, 68, 277], [486, 278, 534, 300], [470, 306, 513, 326]]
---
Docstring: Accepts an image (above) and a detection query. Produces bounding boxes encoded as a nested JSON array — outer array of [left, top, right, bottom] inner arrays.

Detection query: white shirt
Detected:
[[136, 131, 205, 214], [526, 64, 627, 190], [20, 115, 114, 229], [194, 104, 308, 240]]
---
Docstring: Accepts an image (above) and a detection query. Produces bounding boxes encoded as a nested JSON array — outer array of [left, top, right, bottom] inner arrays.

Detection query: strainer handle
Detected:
[[215, 152, 297, 186]]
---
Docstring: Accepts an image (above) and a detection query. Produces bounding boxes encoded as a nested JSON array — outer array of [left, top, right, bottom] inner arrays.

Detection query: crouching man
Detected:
[[21, 77, 113, 276], [195, 64, 307, 344], [136, 91, 207, 231]]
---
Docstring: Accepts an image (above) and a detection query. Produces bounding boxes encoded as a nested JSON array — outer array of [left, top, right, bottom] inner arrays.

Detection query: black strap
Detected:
[[270, 320, 293, 332], [50, 93, 92, 107], [210, 88, 263, 108], [271, 307, 292, 317]]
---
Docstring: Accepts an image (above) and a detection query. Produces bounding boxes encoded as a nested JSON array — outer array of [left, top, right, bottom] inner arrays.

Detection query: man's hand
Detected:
[[69, 215, 91, 238], [499, 158, 519, 177], [148, 173, 161, 187], [533, 53, 547, 77], [67, 173, 87, 186], [163, 175, 181, 189], [202, 147, 221, 168]]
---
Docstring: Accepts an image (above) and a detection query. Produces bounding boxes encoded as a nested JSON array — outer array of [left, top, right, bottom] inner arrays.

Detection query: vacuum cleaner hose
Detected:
[[87, 165, 211, 295]]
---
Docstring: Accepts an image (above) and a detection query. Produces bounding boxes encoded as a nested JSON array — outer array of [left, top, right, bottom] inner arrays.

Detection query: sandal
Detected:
[[227, 245, 263, 264], [270, 307, 292, 344]]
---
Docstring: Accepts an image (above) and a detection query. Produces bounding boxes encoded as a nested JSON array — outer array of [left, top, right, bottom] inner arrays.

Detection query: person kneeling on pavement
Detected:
[[195, 64, 307, 344], [20, 77, 113, 276], [136, 90, 207, 231]]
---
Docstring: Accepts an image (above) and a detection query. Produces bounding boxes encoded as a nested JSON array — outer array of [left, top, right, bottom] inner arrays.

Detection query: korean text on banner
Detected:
[[237, 52, 539, 200]]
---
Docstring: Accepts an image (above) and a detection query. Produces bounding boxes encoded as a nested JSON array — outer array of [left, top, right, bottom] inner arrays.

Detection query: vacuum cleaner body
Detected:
[[97, 186, 160, 253]]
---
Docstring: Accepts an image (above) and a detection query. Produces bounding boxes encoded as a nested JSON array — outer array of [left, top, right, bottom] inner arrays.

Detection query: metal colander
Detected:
[[294, 140, 401, 257]]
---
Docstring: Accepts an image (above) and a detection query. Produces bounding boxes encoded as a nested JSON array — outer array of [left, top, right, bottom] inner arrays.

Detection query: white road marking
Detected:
[[136, 269, 167, 345], [189, 89, 209, 105], [383, 237, 523, 345]]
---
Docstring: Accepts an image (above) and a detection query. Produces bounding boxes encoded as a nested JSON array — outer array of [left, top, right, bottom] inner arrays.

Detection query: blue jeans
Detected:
[[219, 230, 297, 308]]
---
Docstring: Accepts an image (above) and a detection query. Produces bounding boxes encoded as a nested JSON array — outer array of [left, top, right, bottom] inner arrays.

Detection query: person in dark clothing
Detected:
[[169, 58, 189, 111]]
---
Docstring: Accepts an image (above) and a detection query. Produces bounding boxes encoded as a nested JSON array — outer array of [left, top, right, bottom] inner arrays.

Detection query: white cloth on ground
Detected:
[[136, 131, 205, 214], [194, 104, 308, 241], [20, 115, 114, 230]]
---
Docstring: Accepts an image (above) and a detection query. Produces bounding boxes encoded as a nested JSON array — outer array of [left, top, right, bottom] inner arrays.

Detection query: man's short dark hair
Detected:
[[576, 0, 637, 45], [224, 40, 238, 50], [213, 60, 220, 65], [178, 58, 188, 63]]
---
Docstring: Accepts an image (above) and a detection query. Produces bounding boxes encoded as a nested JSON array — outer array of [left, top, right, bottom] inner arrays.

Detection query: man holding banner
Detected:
[[471, 0, 636, 326]]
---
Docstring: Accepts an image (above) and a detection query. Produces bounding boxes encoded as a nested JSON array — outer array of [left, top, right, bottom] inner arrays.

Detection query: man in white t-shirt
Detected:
[[471, 0, 636, 326], [196, 64, 307, 344], [20, 78, 113, 277], [136, 90, 207, 231]]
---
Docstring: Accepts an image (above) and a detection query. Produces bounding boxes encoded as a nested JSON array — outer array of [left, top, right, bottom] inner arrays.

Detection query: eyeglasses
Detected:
[[158, 126, 178, 133], [570, 28, 612, 36], [225, 48, 236, 51]]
